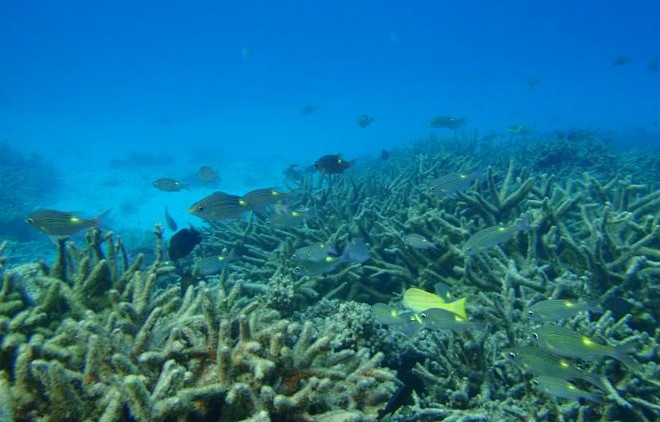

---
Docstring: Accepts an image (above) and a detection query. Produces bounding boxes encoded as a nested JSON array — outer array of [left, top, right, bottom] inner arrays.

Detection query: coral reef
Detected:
[[0, 226, 395, 422], [2, 132, 660, 421]]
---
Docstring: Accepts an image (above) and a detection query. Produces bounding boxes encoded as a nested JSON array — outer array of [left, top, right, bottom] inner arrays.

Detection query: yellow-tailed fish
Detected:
[[503, 346, 606, 391], [533, 324, 637, 367], [25, 209, 111, 236], [526, 299, 602, 322], [189, 191, 250, 221], [402, 288, 467, 319], [532, 376, 603, 404], [464, 219, 530, 256], [419, 308, 484, 332]]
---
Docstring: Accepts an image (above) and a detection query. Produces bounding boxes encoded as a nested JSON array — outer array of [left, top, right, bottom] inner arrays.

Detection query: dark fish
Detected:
[[527, 77, 540, 88], [300, 104, 319, 115], [188, 191, 250, 221], [612, 55, 630, 66], [25, 209, 111, 236], [314, 154, 353, 174], [428, 115, 465, 130], [168, 225, 202, 261], [357, 114, 374, 128], [243, 188, 290, 210], [380, 149, 390, 160], [153, 178, 189, 192], [164, 206, 177, 231], [197, 166, 219, 183]]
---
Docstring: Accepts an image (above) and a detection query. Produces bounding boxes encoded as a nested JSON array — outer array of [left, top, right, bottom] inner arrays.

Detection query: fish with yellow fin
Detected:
[[402, 287, 467, 319]]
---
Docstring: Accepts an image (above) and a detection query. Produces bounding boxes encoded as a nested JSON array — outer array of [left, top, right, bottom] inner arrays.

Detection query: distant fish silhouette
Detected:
[[164, 206, 177, 231], [612, 55, 630, 66]]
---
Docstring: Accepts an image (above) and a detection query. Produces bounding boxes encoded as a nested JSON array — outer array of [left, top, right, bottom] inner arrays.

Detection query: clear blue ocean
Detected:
[[2, 1, 659, 239]]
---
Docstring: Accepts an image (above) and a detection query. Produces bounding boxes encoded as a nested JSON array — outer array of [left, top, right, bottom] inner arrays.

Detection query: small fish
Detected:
[[293, 255, 345, 276], [532, 376, 603, 404], [464, 219, 530, 256], [240, 48, 252, 58], [163, 206, 178, 232], [25, 209, 111, 236], [292, 242, 337, 263], [505, 124, 532, 135], [402, 288, 467, 319], [426, 171, 482, 198], [612, 55, 630, 66], [526, 299, 602, 322], [188, 191, 250, 221], [433, 282, 453, 302], [419, 308, 484, 332], [380, 149, 390, 160], [267, 208, 313, 228], [428, 115, 466, 130], [300, 104, 319, 115], [527, 76, 541, 88], [342, 237, 370, 263], [168, 225, 202, 261], [197, 166, 219, 183], [153, 178, 189, 192], [357, 114, 374, 128], [533, 324, 637, 367], [403, 233, 437, 250], [372, 303, 416, 326], [195, 254, 232, 276], [243, 188, 289, 210], [503, 346, 607, 391], [371, 303, 421, 335], [314, 154, 353, 174]]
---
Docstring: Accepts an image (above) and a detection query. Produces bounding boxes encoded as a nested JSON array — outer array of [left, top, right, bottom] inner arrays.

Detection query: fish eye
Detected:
[[420, 313, 427, 320], [527, 310, 534, 317], [429, 186, 436, 193], [508, 352, 516, 360], [197, 205, 205, 212], [532, 379, 540, 386], [293, 266, 301, 273], [26, 218, 34, 224], [532, 332, 539, 340]]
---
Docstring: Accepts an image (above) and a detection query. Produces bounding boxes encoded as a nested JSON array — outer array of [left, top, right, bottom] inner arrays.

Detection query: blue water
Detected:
[[1, 0, 659, 237]]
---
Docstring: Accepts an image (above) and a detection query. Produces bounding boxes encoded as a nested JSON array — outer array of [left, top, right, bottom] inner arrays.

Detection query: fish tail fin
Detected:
[[94, 208, 112, 225], [448, 297, 467, 319], [611, 341, 639, 368]]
